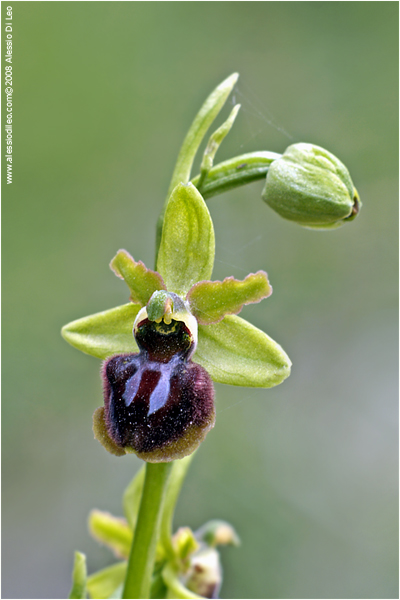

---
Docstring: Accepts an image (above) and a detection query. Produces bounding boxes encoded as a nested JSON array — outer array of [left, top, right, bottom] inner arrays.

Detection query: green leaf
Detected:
[[194, 315, 291, 387], [87, 562, 126, 600], [108, 584, 123, 599], [187, 271, 272, 325], [159, 454, 195, 558], [166, 73, 238, 198], [156, 73, 239, 256], [69, 551, 87, 599], [62, 303, 140, 359], [110, 250, 166, 305], [89, 510, 132, 559], [157, 183, 215, 295], [122, 466, 146, 529], [197, 104, 241, 189]]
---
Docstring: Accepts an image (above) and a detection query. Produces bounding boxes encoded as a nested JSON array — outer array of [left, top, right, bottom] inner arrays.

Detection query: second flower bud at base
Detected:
[[94, 315, 215, 462]]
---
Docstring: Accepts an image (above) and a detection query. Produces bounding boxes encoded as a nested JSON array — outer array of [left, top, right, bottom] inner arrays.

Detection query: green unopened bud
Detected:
[[195, 519, 240, 548], [173, 527, 199, 564], [262, 143, 361, 229]]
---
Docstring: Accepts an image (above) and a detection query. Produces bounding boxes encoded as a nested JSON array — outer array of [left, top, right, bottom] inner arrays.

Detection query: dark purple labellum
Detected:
[[100, 318, 215, 462]]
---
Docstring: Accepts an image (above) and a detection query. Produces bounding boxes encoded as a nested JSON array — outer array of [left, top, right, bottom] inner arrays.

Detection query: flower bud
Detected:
[[195, 519, 240, 548], [262, 143, 361, 229], [184, 547, 222, 599], [96, 292, 215, 462]]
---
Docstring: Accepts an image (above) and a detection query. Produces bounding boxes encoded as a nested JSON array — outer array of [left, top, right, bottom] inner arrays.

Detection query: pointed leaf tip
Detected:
[[122, 466, 145, 529], [69, 551, 87, 599]]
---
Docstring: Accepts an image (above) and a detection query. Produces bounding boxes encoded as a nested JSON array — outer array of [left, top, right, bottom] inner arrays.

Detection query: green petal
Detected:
[[157, 183, 215, 295], [187, 271, 272, 325], [87, 562, 126, 600], [62, 303, 140, 359], [69, 551, 87, 600], [110, 250, 166, 305], [194, 315, 291, 387]]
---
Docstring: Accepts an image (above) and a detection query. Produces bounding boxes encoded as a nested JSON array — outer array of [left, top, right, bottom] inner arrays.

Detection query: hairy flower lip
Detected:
[[99, 350, 216, 462]]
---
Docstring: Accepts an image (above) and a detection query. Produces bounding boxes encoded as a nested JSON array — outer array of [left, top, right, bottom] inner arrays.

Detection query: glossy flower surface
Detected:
[[62, 182, 291, 461]]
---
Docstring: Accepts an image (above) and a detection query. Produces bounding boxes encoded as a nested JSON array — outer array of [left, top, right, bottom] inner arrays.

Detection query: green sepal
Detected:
[[61, 303, 140, 359], [122, 466, 146, 529], [157, 183, 215, 295], [86, 562, 126, 600], [187, 271, 272, 325], [69, 551, 87, 599], [88, 510, 132, 559], [110, 250, 166, 305], [194, 315, 291, 387]]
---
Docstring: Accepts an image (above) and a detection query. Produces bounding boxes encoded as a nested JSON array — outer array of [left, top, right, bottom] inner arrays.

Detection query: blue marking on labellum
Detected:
[[123, 368, 142, 407], [147, 368, 171, 416], [101, 317, 215, 457]]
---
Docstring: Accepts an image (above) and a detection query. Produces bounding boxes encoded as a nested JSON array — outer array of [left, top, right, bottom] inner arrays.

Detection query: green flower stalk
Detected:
[[64, 72, 360, 600]]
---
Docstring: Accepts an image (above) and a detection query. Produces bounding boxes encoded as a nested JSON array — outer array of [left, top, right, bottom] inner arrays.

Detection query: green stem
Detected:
[[191, 150, 281, 199], [122, 462, 173, 599]]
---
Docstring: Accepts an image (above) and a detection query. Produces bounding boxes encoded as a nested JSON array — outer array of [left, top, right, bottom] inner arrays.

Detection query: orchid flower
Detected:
[[62, 181, 291, 463]]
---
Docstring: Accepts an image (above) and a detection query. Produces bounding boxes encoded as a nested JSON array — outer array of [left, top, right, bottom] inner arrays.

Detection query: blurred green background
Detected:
[[2, 3, 398, 599]]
